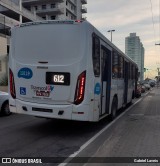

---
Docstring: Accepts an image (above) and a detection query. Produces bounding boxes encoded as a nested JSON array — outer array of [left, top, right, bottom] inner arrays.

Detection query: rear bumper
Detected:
[[9, 99, 91, 121]]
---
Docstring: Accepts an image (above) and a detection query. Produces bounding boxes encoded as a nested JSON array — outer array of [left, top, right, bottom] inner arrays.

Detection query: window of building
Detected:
[[51, 4, 55, 8], [66, 12, 68, 16], [66, 1, 68, 6], [42, 16, 46, 20], [92, 35, 100, 77], [51, 16, 56, 20], [42, 5, 46, 10], [112, 51, 118, 78], [34, 6, 38, 10]]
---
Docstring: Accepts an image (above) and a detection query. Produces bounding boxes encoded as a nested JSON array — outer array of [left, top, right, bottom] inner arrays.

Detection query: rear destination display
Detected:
[[46, 72, 70, 85]]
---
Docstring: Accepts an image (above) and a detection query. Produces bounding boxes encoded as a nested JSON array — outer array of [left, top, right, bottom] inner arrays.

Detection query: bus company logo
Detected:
[[18, 68, 33, 79], [31, 85, 54, 92], [94, 83, 101, 95]]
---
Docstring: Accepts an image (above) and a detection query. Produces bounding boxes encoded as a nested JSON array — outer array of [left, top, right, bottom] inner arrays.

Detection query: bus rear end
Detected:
[[9, 21, 94, 121]]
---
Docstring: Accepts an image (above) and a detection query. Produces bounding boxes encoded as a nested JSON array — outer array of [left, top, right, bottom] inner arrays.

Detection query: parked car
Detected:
[[136, 83, 142, 98], [144, 83, 151, 90], [141, 85, 146, 93], [0, 91, 10, 116], [149, 80, 156, 87]]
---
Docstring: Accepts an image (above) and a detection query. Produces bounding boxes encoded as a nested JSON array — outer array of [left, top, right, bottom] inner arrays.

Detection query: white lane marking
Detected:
[[59, 92, 149, 166]]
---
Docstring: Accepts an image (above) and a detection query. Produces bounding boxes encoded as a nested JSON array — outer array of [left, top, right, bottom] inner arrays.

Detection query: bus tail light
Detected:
[[74, 71, 86, 105], [9, 68, 16, 99]]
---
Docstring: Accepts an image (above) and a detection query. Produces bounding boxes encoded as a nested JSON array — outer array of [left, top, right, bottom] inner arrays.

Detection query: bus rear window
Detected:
[[14, 25, 84, 65], [92, 35, 100, 77]]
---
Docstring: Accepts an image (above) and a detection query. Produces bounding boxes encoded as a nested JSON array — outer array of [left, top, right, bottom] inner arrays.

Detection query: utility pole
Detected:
[[108, 30, 115, 42], [19, 0, 22, 23]]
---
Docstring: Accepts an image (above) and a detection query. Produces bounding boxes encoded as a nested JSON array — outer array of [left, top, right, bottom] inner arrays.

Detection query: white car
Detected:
[[0, 91, 10, 116]]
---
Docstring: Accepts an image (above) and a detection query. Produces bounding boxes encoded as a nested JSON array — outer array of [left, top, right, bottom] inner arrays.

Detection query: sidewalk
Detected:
[[66, 88, 160, 166]]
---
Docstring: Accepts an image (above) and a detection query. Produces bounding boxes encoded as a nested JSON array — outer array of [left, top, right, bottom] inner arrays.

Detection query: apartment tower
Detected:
[[125, 33, 145, 81]]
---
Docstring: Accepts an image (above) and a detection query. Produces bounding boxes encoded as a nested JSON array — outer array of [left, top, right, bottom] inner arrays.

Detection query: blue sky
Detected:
[[87, 0, 160, 78]]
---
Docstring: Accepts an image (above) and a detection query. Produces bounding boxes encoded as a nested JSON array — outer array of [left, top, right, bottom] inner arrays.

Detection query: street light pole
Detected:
[[19, 0, 22, 23], [108, 30, 115, 42]]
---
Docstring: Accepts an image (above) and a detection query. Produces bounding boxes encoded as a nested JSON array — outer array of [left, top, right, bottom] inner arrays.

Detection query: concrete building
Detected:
[[0, 0, 87, 85], [0, 54, 8, 85], [0, 34, 8, 84], [125, 33, 145, 81], [0, 0, 42, 27], [0, 0, 43, 85], [0, 35, 7, 55], [22, 0, 87, 20]]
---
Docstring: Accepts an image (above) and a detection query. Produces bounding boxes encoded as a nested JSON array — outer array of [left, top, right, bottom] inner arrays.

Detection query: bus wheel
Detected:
[[1, 101, 11, 116], [109, 97, 117, 121]]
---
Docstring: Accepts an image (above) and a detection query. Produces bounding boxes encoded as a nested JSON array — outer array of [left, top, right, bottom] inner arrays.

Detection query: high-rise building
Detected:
[[125, 33, 145, 81], [22, 0, 87, 20]]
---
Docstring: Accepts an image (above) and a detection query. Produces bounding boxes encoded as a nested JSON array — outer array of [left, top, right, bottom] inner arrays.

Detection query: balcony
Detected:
[[22, 0, 64, 5], [81, 0, 87, 4], [36, 7, 64, 15], [81, 6, 87, 13]]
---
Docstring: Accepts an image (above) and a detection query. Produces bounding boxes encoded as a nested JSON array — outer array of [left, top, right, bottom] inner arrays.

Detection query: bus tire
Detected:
[[109, 97, 118, 121], [1, 100, 11, 116]]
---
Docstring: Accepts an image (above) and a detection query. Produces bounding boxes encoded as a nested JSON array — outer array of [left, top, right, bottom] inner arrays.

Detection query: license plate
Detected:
[[46, 72, 70, 85], [36, 91, 50, 97]]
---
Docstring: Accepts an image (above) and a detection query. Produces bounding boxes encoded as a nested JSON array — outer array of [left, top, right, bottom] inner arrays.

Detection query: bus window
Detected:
[[131, 64, 134, 80], [128, 63, 130, 79], [130, 64, 133, 80], [133, 66, 135, 80], [118, 55, 124, 78], [92, 35, 100, 77], [112, 51, 118, 78]]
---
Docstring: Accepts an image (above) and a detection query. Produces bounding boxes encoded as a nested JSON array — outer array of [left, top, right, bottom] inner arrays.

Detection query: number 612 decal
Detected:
[[53, 75, 64, 83]]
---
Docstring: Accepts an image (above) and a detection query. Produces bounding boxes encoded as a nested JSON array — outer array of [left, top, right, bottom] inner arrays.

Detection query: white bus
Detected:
[[9, 20, 138, 122]]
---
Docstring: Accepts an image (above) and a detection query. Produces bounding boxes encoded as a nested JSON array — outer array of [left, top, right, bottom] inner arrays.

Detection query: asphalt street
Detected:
[[0, 88, 157, 166], [65, 88, 160, 166]]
